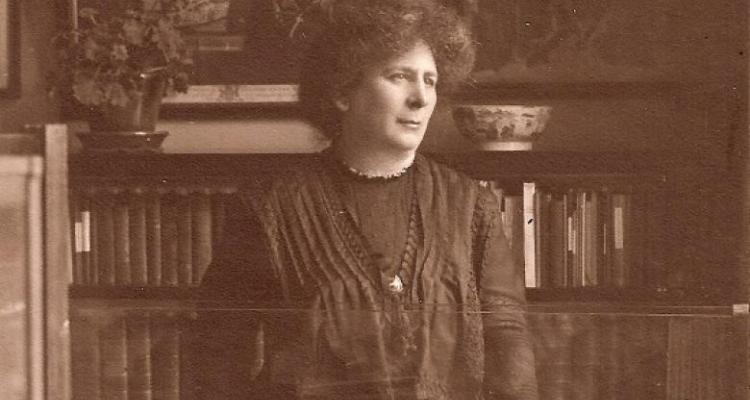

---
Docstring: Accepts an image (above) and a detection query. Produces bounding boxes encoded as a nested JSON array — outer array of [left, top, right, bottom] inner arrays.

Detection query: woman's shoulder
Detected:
[[417, 153, 499, 209], [417, 153, 481, 189]]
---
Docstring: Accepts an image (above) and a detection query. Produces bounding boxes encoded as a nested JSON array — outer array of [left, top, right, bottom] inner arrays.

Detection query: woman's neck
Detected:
[[331, 141, 416, 179]]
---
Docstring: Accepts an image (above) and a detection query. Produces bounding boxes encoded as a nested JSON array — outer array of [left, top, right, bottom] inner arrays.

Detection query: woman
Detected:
[[196, 0, 538, 399]]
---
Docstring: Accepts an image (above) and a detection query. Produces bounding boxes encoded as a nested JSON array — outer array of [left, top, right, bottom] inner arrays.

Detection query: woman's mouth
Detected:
[[397, 118, 421, 128]]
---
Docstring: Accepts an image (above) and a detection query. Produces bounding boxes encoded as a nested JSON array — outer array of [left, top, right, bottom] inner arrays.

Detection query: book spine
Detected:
[[533, 312, 575, 400], [151, 312, 181, 400], [71, 309, 101, 400], [548, 193, 566, 288], [161, 193, 179, 287], [96, 191, 116, 286], [129, 189, 149, 287], [72, 192, 84, 285], [146, 192, 163, 286], [113, 191, 131, 285], [566, 190, 578, 287], [211, 191, 229, 255], [597, 314, 621, 399], [583, 191, 598, 287], [126, 312, 153, 400], [537, 190, 552, 288], [598, 189, 612, 286], [86, 190, 99, 286], [570, 315, 599, 400], [176, 191, 193, 286], [523, 182, 537, 288], [191, 191, 213, 285], [81, 196, 92, 285], [611, 193, 629, 287], [99, 314, 128, 400]]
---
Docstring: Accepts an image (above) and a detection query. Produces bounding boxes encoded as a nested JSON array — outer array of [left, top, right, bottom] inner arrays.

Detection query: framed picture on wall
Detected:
[[458, 0, 740, 99], [69, 0, 477, 109], [0, 0, 19, 98], [162, 0, 316, 107], [67, 0, 319, 108]]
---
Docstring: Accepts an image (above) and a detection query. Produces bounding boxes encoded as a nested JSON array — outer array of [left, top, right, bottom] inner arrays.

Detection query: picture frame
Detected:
[[66, 0, 315, 108], [0, 0, 19, 98], [162, 0, 308, 108]]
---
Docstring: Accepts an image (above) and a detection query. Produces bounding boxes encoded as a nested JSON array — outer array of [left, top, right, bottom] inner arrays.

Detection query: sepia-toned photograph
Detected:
[[0, 0, 748, 399]]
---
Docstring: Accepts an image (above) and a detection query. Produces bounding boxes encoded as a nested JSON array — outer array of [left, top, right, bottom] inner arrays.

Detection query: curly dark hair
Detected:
[[298, 0, 476, 137]]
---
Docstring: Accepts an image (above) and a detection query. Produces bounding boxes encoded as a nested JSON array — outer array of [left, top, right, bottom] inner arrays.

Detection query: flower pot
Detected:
[[81, 74, 169, 152], [87, 75, 165, 133]]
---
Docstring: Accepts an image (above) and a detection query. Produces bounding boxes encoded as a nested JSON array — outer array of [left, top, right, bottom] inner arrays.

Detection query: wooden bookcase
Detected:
[[67, 149, 748, 399]]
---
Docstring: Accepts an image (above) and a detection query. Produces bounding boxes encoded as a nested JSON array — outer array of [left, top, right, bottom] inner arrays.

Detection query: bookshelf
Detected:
[[67, 149, 748, 399], [67, 152, 723, 295]]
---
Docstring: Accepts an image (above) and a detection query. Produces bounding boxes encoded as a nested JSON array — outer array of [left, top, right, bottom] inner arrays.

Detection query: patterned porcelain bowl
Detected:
[[452, 104, 552, 150]]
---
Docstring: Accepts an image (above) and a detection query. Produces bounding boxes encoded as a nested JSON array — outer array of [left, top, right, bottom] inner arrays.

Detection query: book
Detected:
[[99, 314, 128, 400], [530, 312, 576, 400], [523, 182, 538, 288], [113, 192, 131, 285], [72, 194, 84, 284], [146, 192, 163, 286], [570, 314, 599, 400], [95, 192, 116, 286], [86, 191, 99, 286], [548, 193, 566, 288], [536, 190, 552, 287], [622, 315, 668, 398], [211, 191, 229, 254], [150, 312, 181, 400], [70, 309, 101, 400], [81, 196, 92, 285], [597, 189, 612, 286], [611, 193, 630, 287], [176, 191, 193, 286], [597, 313, 622, 399], [583, 191, 598, 287], [127, 312, 153, 400], [191, 191, 213, 285], [129, 190, 149, 286], [160, 194, 179, 287]]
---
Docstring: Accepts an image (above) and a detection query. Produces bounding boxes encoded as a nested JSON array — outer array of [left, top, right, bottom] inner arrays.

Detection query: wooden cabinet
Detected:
[[67, 150, 748, 399]]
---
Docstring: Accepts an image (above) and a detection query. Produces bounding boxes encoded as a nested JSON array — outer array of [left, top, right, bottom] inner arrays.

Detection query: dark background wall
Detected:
[[0, 0, 62, 131]]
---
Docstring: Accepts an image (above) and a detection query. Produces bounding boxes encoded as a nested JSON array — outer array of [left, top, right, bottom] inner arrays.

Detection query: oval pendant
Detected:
[[388, 275, 404, 293]]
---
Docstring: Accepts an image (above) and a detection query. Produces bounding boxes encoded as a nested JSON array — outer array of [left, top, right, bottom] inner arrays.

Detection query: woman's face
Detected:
[[337, 40, 438, 153]]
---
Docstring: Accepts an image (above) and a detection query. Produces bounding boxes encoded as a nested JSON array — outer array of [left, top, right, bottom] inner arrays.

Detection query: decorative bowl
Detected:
[[452, 104, 552, 151]]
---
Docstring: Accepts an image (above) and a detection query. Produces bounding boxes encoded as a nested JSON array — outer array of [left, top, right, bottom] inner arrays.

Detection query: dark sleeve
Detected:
[[198, 192, 281, 302], [190, 192, 281, 400], [473, 185, 539, 400]]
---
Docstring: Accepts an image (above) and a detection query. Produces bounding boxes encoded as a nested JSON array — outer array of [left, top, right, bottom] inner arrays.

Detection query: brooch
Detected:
[[388, 275, 404, 293]]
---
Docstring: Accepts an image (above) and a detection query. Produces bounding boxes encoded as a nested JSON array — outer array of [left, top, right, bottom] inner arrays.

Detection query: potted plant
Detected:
[[49, 0, 192, 150]]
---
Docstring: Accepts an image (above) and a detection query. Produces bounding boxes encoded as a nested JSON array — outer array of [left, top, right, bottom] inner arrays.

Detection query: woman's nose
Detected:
[[407, 83, 429, 109]]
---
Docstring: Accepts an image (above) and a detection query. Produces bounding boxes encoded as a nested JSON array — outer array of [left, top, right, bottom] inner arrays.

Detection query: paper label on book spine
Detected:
[[614, 207, 624, 249], [567, 216, 574, 251], [74, 221, 83, 253], [733, 303, 749, 315], [82, 211, 91, 252]]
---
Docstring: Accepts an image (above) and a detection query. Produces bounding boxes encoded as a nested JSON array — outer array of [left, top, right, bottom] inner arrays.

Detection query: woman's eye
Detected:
[[390, 73, 407, 81], [425, 77, 436, 87]]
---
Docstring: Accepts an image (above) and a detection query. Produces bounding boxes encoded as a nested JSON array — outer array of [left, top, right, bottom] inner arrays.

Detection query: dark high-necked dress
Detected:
[[194, 152, 538, 400]]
